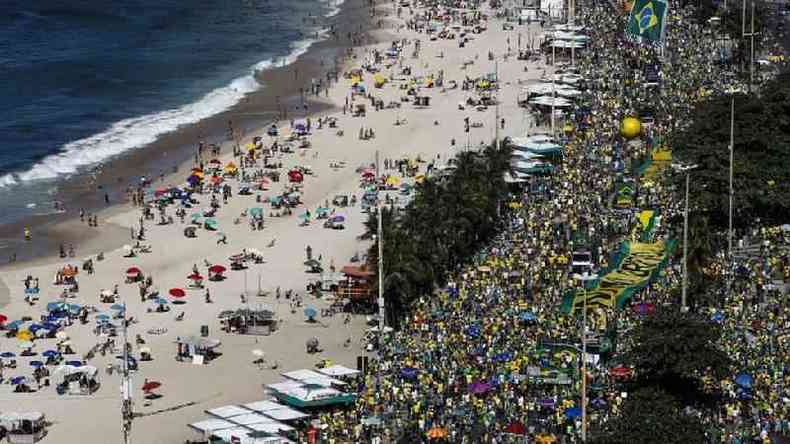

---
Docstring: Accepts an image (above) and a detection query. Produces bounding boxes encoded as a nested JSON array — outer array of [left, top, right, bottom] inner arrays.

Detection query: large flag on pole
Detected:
[[625, 0, 668, 47]]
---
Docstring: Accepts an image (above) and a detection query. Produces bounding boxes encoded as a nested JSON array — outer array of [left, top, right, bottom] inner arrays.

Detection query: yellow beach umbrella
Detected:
[[16, 330, 33, 341], [386, 176, 400, 187]]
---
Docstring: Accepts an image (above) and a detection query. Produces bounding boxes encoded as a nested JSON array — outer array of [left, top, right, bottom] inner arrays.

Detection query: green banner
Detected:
[[561, 240, 676, 313], [625, 0, 669, 47]]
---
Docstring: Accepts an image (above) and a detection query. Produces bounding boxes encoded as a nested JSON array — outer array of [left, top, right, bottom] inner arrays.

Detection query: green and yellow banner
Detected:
[[562, 239, 676, 314]]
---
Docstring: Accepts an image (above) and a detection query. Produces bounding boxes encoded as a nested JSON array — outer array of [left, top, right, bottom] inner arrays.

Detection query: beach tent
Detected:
[[266, 380, 355, 408]]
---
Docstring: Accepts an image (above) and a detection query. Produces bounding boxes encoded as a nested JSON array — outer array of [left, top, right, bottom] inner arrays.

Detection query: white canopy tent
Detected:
[[316, 365, 361, 378]]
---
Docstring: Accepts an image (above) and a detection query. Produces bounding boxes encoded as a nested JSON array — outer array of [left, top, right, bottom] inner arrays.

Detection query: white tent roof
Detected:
[[263, 408, 310, 422], [246, 420, 295, 433], [243, 400, 285, 413], [267, 382, 343, 402], [189, 418, 236, 434], [212, 427, 294, 444], [282, 369, 345, 387], [316, 365, 361, 377], [229, 413, 277, 427], [206, 405, 250, 419]]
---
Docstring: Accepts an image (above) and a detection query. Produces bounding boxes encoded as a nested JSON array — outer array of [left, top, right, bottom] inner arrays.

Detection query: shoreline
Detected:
[[0, 0, 383, 270]]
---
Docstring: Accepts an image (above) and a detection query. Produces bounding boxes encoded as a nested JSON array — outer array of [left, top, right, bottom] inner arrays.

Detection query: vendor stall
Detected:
[[175, 336, 221, 364], [1, 412, 47, 444]]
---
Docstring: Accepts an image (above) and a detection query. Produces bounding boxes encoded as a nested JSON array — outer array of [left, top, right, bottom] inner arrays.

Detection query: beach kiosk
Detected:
[[266, 380, 355, 409], [175, 336, 221, 364], [53, 365, 100, 395], [0, 412, 47, 443]]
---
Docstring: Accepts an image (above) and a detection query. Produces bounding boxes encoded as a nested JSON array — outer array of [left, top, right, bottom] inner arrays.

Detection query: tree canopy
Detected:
[[670, 72, 790, 229], [591, 387, 707, 444], [365, 142, 513, 326]]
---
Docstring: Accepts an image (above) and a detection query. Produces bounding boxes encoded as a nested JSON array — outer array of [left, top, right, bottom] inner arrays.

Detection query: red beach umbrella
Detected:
[[0, 314, 7, 324], [168, 288, 186, 298], [142, 381, 161, 392], [209, 159, 221, 165], [187, 273, 204, 281], [125, 267, 141, 277], [503, 420, 527, 435], [609, 366, 632, 378], [208, 265, 226, 274]]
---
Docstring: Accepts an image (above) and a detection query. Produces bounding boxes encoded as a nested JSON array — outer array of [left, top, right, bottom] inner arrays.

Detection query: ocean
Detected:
[[0, 0, 341, 225]]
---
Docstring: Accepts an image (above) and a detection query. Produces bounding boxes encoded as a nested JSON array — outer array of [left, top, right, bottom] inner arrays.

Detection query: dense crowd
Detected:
[[313, 1, 788, 443]]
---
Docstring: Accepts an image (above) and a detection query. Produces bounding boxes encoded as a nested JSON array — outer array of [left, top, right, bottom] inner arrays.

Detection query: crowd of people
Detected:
[[313, 0, 788, 443]]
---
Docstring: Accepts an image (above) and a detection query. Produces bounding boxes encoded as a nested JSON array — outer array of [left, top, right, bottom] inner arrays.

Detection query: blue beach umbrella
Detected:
[[27, 324, 43, 333], [400, 368, 418, 379], [204, 218, 218, 230], [95, 314, 110, 322], [42, 350, 59, 358], [10, 376, 27, 386], [304, 308, 317, 319], [154, 297, 168, 305], [519, 311, 536, 322], [110, 304, 125, 311], [47, 302, 67, 312], [330, 215, 345, 223], [0, 352, 16, 358], [24, 287, 39, 295], [30, 360, 44, 368], [65, 360, 83, 367], [68, 304, 81, 313], [735, 373, 753, 389]]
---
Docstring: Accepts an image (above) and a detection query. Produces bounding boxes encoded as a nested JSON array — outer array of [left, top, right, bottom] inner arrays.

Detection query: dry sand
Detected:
[[0, 5, 549, 443]]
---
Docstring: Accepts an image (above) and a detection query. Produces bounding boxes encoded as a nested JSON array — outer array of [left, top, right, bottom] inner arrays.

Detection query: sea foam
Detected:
[[0, 38, 316, 188]]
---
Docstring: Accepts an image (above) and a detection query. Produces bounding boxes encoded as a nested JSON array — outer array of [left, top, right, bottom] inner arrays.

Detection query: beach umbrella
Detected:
[[304, 308, 317, 320], [188, 273, 204, 281], [208, 265, 226, 274], [65, 360, 82, 367], [190, 212, 202, 222], [30, 360, 44, 368], [17, 341, 34, 349], [126, 267, 142, 278], [46, 302, 66, 312], [42, 350, 59, 358], [330, 215, 345, 223], [16, 330, 33, 341], [110, 304, 125, 311], [0, 314, 7, 324], [503, 420, 527, 436], [238, 182, 251, 190], [299, 212, 310, 221], [154, 297, 169, 305], [735, 373, 753, 389], [10, 376, 27, 386], [400, 368, 418, 379], [142, 381, 162, 393], [204, 218, 218, 230], [249, 207, 264, 218], [632, 302, 655, 315], [426, 427, 447, 439], [468, 381, 491, 395], [168, 288, 186, 299], [27, 324, 43, 333], [68, 304, 81, 313], [6, 320, 25, 330], [0, 352, 16, 358], [609, 366, 632, 378], [519, 311, 536, 322], [564, 407, 582, 419], [95, 314, 110, 322]]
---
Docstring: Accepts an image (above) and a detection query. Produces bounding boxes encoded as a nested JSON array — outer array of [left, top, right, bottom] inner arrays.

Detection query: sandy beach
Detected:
[[0, 2, 549, 442]]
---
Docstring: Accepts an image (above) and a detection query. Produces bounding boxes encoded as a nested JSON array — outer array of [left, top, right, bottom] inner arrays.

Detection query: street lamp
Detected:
[[573, 272, 598, 443], [672, 163, 699, 312]]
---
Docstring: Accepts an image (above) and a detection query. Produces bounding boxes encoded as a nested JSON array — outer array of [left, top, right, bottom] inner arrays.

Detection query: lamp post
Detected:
[[573, 272, 598, 443], [672, 163, 699, 312]]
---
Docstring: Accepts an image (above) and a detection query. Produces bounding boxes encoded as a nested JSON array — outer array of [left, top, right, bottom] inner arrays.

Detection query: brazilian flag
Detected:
[[625, 0, 668, 46]]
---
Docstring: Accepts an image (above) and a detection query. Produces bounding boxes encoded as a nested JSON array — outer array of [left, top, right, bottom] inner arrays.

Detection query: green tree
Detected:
[[624, 308, 732, 404], [591, 388, 706, 444], [671, 73, 790, 230]]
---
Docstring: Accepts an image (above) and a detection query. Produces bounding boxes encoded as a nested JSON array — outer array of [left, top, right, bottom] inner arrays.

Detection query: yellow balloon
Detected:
[[620, 117, 642, 139]]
